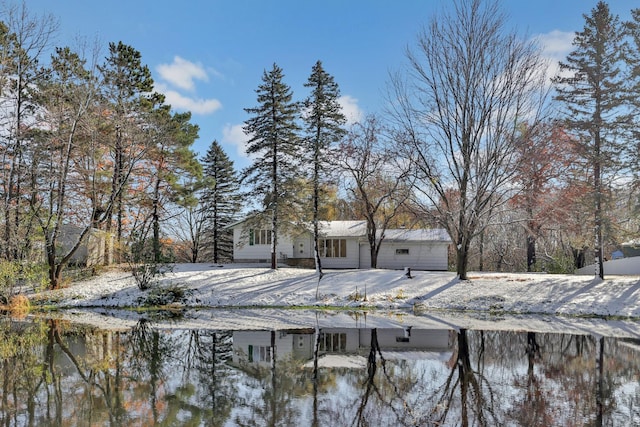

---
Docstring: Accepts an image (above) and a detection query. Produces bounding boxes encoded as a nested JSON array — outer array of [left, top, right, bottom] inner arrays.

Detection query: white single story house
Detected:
[[230, 220, 451, 270]]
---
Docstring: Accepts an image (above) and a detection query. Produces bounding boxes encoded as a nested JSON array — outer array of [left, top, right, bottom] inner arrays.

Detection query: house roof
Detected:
[[318, 220, 367, 237], [231, 218, 451, 243], [383, 228, 451, 242], [319, 221, 451, 243]]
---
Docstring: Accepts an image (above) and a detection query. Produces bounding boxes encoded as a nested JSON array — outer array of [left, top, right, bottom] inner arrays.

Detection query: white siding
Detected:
[[232, 227, 294, 262], [361, 241, 449, 271], [321, 239, 360, 268], [318, 328, 362, 352], [230, 220, 452, 270], [576, 256, 640, 275]]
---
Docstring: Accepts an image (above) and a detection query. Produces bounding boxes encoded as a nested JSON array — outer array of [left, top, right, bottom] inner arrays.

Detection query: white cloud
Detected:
[[222, 123, 251, 160], [536, 30, 574, 59], [338, 95, 364, 124], [157, 56, 209, 91], [534, 30, 575, 81], [159, 86, 222, 115]]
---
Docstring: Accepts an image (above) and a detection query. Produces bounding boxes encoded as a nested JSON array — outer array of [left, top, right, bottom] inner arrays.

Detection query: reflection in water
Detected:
[[0, 317, 638, 426]]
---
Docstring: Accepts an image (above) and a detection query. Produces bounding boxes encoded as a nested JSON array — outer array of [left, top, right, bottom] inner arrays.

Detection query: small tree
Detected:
[[127, 226, 173, 291], [511, 123, 579, 271], [201, 140, 241, 263], [337, 115, 411, 268]]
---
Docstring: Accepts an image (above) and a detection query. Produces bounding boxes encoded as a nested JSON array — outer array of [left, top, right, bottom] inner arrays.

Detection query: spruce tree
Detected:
[[303, 60, 346, 278], [201, 140, 240, 263], [242, 63, 301, 269], [627, 9, 640, 183], [553, 1, 629, 279]]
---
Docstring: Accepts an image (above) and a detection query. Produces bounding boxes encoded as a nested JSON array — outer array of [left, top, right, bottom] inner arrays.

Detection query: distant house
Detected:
[[58, 225, 113, 266], [230, 220, 451, 270], [620, 240, 640, 258]]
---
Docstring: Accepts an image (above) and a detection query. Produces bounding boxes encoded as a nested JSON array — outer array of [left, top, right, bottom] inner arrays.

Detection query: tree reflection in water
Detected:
[[0, 317, 638, 426]]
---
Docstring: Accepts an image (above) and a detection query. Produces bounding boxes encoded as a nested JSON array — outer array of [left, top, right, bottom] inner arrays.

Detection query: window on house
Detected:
[[319, 239, 347, 258], [248, 345, 272, 362], [319, 332, 347, 352], [396, 248, 410, 255], [249, 229, 271, 246]]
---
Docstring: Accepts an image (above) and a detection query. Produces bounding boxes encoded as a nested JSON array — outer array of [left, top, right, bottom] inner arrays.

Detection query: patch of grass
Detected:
[[347, 286, 368, 302]]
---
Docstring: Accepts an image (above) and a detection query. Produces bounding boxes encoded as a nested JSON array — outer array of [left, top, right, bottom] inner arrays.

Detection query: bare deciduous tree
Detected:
[[388, 0, 548, 279], [337, 115, 412, 268]]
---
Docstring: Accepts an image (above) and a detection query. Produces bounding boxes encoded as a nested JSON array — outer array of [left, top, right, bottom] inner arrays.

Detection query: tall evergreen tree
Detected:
[[303, 60, 346, 278], [98, 41, 161, 262], [627, 8, 640, 194], [201, 140, 240, 263], [242, 63, 301, 269], [141, 106, 201, 263], [553, 1, 629, 279]]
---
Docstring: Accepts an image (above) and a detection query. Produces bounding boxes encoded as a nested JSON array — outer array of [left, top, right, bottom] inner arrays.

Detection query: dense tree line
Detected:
[[226, 0, 640, 280], [0, 4, 201, 290], [3, 0, 640, 290]]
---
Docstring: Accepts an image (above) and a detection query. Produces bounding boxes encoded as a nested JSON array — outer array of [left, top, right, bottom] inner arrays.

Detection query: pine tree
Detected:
[[627, 8, 640, 188], [242, 63, 301, 269], [303, 60, 346, 278], [142, 107, 201, 263], [553, 1, 629, 279], [201, 140, 240, 263], [98, 41, 161, 262]]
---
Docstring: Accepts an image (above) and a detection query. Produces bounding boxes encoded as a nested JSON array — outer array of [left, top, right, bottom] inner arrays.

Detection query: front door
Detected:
[[293, 236, 311, 258]]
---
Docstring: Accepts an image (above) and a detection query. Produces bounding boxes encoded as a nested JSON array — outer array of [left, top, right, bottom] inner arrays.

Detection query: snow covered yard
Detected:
[[32, 263, 640, 318]]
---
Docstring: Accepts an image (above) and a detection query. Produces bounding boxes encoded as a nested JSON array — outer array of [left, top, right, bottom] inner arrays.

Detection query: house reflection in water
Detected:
[[231, 327, 456, 368]]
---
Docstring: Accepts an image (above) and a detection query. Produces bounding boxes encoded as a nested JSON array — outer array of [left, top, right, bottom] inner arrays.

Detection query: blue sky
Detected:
[[25, 0, 638, 169]]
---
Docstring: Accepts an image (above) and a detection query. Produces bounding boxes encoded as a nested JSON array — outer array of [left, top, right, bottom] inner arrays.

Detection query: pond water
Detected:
[[0, 314, 638, 426]]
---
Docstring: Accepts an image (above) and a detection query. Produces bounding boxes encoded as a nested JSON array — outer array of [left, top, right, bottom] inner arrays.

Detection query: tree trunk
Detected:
[[478, 230, 484, 272], [313, 157, 323, 277], [212, 199, 219, 264], [456, 238, 471, 280], [526, 235, 536, 272], [152, 177, 161, 263], [270, 209, 277, 270], [594, 108, 604, 279]]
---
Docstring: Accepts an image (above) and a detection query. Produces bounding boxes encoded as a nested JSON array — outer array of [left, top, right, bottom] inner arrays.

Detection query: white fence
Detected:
[[576, 256, 640, 275]]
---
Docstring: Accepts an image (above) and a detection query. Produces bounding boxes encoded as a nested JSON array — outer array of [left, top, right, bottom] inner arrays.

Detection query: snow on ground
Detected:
[[37, 263, 640, 318], [26, 263, 640, 338]]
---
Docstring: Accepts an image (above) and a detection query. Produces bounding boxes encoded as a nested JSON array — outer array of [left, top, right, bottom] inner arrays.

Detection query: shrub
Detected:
[[138, 284, 193, 306], [537, 253, 576, 274], [0, 261, 20, 303], [21, 263, 50, 292], [127, 232, 174, 290], [8, 294, 30, 318]]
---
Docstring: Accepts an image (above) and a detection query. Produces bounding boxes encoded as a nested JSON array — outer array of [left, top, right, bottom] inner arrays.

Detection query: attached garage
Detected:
[[359, 229, 451, 271]]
